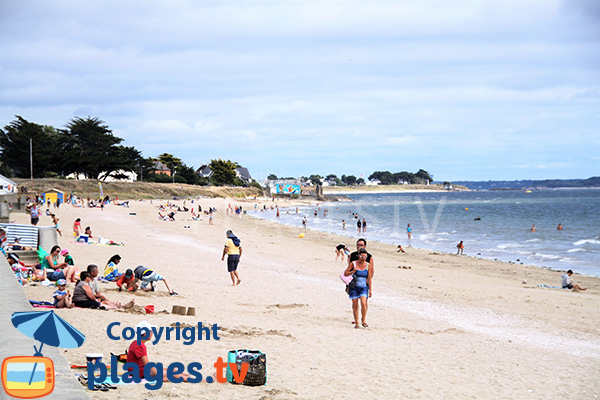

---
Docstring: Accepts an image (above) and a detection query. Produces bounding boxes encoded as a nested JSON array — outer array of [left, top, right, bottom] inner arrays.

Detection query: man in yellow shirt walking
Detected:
[[221, 230, 242, 286]]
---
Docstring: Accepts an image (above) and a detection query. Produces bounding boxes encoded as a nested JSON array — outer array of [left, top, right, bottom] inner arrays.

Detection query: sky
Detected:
[[1, 0, 599, 182]]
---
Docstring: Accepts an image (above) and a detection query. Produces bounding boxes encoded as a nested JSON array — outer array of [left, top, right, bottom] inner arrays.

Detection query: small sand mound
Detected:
[[267, 303, 308, 309]]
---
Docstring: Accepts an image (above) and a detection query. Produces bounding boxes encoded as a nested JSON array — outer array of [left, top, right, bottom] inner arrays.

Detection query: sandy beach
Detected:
[[11, 197, 600, 399]]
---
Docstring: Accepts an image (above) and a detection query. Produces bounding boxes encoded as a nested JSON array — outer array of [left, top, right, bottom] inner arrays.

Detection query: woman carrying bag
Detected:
[[343, 247, 372, 329]]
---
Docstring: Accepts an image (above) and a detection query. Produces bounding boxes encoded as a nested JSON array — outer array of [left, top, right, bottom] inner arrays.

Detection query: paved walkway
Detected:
[[0, 257, 90, 399]]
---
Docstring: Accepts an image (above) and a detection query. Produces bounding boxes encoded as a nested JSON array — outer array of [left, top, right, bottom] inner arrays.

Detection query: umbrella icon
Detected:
[[11, 311, 85, 385]]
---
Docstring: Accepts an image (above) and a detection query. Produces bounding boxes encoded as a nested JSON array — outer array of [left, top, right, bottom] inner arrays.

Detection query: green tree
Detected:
[[175, 164, 199, 185], [60, 116, 123, 179], [343, 175, 357, 185], [415, 169, 433, 183], [209, 159, 240, 186], [0, 116, 60, 177], [99, 145, 143, 181], [369, 171, 394, 184], [267, 174, 278, 180], [157, 153, 183, 172], [308, 174, 323, 186], [357, 177, 365, 185]]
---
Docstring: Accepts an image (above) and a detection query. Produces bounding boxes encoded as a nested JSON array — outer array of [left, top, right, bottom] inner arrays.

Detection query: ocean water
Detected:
[[252, 189, 600, 277]]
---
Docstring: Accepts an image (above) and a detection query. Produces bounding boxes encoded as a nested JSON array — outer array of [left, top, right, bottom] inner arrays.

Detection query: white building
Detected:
[[0, 174, 18, 194]]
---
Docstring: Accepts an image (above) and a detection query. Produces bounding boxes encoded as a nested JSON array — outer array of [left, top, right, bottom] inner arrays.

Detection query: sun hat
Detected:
[[56, 279, 67, 286], [135, 321, 157, 338], [60, 249, 69, 256], [135, 321, 157, 331]]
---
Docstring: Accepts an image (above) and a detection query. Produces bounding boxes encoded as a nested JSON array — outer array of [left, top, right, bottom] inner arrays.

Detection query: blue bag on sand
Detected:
[[225, 349, 267, 386]]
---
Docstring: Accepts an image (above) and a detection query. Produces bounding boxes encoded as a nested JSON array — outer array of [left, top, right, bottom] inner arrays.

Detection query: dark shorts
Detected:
[[227, 255, 240, 272], [336, 245, 345, 251], [74, 299, 101, 309], [563, 283, 573, 289], [49, 270, 65, 281], [31, 217, 39, 225], [348, 285, 369, 299]]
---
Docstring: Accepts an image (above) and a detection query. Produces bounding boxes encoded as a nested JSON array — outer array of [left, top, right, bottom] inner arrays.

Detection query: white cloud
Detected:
[[0, 0, 598, 180]]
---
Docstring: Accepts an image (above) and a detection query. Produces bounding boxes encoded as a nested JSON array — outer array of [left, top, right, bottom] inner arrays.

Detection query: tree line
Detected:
[[267, 169, 433, 186], [0, 116, 253, 187]]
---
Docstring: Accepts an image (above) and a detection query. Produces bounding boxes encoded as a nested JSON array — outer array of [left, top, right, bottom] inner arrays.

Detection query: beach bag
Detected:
[[226, 349, 267, 386], [340, 272, 354, 286]]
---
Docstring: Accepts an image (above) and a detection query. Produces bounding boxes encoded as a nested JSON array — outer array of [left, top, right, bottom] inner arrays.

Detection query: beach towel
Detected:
[[537, 284, 566, 289], [29, 300, 55, 308]]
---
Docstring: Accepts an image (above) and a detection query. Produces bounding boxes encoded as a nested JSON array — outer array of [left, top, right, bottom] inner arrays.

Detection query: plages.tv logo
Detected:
[[1, 311, 85, 399]]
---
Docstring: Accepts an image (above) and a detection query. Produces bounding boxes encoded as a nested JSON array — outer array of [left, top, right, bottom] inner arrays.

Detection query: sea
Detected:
[[251, 188, 600, 277]]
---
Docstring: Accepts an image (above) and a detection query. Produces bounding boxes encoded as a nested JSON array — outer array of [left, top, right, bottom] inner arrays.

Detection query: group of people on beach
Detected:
[[5, 241, 179, 311]]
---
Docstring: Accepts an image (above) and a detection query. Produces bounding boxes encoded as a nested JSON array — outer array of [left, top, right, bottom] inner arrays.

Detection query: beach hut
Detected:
[[0, 174, 18, 194], [41, 189, 65, 205]]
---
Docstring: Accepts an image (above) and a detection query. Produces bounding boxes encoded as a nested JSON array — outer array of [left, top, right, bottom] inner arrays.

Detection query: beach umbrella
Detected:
[[11, 311, 86, 385]]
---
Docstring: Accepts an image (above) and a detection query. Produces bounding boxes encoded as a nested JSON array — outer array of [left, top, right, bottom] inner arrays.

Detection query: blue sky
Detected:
[[1, 0, 598, 181]]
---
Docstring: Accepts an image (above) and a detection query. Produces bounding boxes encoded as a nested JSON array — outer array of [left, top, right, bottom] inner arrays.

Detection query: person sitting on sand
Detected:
[[134, 265, 178, 295], [87, 264, 135, 309], [335, 244, 350, 262], [343, 247, 373, 329], [61, 249, 75, 266], [84, 226, 93, 238], [456, 241, 464, 255], [7, 253, 37, 276], [8, 253, 46, 281], [53, 279, 73, 308], [127, 321, 192, 382], [116, 269, 138, 292], [104, 254, 124, 281], [222, 230, 242, 286], [44, 245, 79, 283], [8, 237, 25, 251], [72, 271, 103, 309], [397, 245, 406, 253], [561, 270, 587, 291]]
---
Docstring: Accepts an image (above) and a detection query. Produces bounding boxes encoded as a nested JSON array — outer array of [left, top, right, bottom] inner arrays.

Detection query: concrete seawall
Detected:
[[0, 257, 90, 399]]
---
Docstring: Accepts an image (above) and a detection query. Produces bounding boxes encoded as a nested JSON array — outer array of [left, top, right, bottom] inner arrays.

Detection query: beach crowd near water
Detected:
[[2, 191, 599, 399]]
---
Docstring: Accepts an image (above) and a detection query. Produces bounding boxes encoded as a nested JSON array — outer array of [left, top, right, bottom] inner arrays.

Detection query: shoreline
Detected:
[[7, 197, 599, 399], [248, 210, 600, 279]]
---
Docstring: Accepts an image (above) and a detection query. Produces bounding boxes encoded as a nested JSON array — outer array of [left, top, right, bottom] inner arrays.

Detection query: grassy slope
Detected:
[[12, 178, 262, 200]]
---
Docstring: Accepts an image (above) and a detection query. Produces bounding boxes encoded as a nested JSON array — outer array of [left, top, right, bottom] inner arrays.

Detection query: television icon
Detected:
[[1, 356, 55, 399]]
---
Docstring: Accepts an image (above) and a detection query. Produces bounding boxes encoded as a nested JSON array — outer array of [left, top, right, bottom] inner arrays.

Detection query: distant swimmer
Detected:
[[397, 245, 406, 253], [456, 241, 464, 255], [557, 223, 564, 231], [342, 220, 346, 230], [357, 219, 362, 233], [362, 219, 367, 233], [474, 217, 481, 221], [406, 224, 412, 240], [530, 224, 536, 233]]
